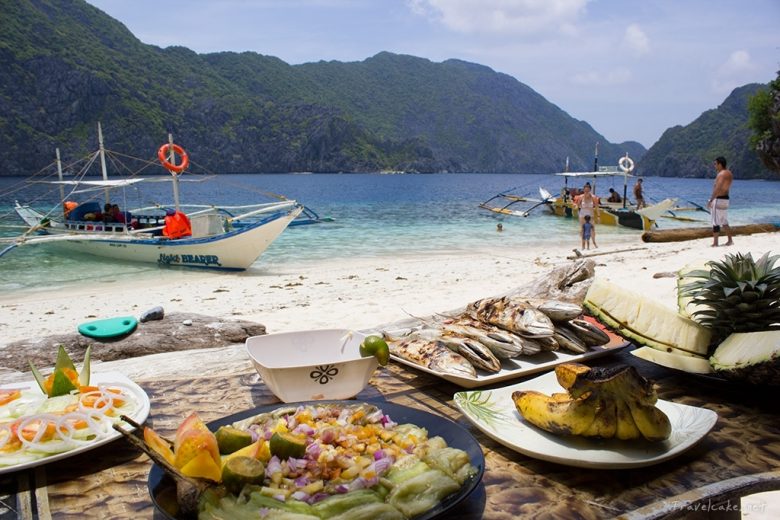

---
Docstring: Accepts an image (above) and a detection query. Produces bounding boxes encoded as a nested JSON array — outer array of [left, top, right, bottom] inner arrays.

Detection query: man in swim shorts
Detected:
[[708, 156, 734, 247]]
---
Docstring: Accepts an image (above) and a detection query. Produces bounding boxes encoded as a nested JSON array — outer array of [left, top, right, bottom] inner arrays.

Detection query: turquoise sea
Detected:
[[1, 173, 779, 293]]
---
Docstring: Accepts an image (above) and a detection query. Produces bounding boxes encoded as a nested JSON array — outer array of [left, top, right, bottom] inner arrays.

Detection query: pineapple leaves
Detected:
[[677, 251, 780, 345]]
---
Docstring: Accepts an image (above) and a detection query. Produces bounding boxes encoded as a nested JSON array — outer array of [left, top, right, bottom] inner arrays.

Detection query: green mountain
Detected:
[[0, 0, 648, 176], [639, 84, 773, 179]]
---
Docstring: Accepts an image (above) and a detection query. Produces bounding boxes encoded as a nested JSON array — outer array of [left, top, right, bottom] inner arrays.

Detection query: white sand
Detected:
[[1, 232, 774, 349], [2, 232, 779, 516]]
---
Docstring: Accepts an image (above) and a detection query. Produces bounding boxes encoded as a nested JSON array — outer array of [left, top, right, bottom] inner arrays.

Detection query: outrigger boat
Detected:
[[1, 124, 303, 270], [480, 153, 679, 231]]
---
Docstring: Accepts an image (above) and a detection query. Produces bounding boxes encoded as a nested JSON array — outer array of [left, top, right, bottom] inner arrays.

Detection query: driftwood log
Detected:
[[642, 223, 778, 243], [0, 312, 266, 372]]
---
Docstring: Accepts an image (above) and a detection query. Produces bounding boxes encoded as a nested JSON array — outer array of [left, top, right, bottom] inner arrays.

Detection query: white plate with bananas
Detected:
[[454, 369, 718, 469]]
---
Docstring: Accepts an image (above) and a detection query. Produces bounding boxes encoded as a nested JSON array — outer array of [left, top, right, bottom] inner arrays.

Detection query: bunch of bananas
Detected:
[[512, 363, 671, 441]]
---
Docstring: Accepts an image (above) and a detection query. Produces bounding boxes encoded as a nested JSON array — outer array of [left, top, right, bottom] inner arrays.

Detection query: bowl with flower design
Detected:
[[245, 329, 378, 402]]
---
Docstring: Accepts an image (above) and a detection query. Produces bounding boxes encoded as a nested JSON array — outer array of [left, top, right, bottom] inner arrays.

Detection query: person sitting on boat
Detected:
[[607, 188, 622, 203], [109, 204, 126, 224]]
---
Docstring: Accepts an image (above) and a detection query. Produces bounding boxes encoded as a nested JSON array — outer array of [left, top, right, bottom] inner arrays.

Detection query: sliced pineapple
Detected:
[[710, 330, 780, 385], [585, 278, 712, 356], [631, 346, 713, 374], [676, 262, 708, 319]]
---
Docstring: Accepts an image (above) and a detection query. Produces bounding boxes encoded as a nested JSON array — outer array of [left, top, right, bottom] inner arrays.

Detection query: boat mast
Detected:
[[623, 152, 628, 209], [622, 153, 629, 209], [592, 142, 599, 194], [168, 133, 181, 211], [55, 148, 66, 216], [97, 122, 110, 204]]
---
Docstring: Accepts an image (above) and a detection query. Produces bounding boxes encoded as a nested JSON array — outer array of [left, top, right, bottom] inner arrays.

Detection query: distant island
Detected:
[[0, 0, 772, 179]]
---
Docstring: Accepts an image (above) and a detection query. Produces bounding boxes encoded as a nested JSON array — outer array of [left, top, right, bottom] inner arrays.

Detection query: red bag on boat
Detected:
[[163, 211, 192, 239]]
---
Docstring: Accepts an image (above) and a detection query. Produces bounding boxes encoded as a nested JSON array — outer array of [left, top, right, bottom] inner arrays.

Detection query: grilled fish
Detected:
[[567, 319, 611, 346], [383, 331, 477, 378], [409, 328, 502, 373], [553, 325, 588, 354], [468, 296, 555, 338], [440, 319, 524, 358], [534, 300, 583, 322], [438, 333, 502, 373]]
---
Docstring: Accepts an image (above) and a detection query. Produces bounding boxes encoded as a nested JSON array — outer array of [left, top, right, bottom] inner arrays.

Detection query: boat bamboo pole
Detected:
[[641, 223, 779, 243], [55, 148, 66, 217], [97, 122, 110, 204], [168, 133, 181, 212]]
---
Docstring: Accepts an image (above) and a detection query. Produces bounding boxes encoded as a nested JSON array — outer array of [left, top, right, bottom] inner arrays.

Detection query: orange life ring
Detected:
[[157, 143, 189, 174]]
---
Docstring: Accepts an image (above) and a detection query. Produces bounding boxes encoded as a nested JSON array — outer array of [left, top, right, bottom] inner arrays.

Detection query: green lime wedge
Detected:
[[50, 369, 79, 396], [54, 345, 77, 372], [269, 432, 306, 460], [360, 335, 390, 366], [79, 345, 92, 386]]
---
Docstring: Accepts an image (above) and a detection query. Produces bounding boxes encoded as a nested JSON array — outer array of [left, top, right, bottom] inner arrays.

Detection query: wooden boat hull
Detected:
[[13, 206, 301, 270], [545, 198, 655, 231]]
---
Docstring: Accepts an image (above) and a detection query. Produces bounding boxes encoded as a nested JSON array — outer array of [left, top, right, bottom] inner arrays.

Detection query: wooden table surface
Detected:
[[2, 348, 779, 520]]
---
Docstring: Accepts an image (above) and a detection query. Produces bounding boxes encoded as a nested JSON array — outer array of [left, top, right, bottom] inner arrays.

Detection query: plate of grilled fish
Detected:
[[454, 364, 717, 469], [372, 296, 629, 388]]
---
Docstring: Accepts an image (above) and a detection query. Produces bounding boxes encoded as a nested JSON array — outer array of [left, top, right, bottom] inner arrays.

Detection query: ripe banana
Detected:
[[512, 363, 670, 442]]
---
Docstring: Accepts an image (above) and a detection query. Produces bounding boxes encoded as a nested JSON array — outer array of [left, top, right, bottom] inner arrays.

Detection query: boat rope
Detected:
[[186, 156, 292, 203]]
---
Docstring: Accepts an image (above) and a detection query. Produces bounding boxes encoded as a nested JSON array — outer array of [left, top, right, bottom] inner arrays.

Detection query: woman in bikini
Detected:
[[574, 183, 599, 248]]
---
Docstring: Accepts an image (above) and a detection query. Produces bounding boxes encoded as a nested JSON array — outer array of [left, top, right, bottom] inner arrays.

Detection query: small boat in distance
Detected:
[[2, 124, 303, 270], [479, 150, 680, 231]]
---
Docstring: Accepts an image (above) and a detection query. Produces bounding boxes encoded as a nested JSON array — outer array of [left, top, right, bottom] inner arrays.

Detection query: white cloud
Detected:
[[406, 0, 589, 35], [712, 50, 757, 93], [622, 23, 649, 56], [571, 67, 632, 86], [717, 50, 754, 76]]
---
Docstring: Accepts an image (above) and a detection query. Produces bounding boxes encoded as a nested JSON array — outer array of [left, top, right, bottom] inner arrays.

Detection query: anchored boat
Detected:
[[2, 124, 303, 270], [480, 152, 680, 231]]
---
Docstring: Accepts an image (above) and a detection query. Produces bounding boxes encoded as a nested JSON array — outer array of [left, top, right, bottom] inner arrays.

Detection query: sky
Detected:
[[86, 0, 779, 148]]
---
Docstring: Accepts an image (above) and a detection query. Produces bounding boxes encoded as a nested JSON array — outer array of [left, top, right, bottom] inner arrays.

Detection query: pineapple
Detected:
[[679, 252, 780, 348]]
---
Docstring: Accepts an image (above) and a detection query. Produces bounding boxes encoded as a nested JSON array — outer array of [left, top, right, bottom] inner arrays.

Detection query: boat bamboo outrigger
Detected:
[[479, 149, 683, 232], [1, 124, 304, 270]]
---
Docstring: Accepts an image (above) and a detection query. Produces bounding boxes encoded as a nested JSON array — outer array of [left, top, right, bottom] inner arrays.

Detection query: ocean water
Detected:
[[1, 173, 779, 292]]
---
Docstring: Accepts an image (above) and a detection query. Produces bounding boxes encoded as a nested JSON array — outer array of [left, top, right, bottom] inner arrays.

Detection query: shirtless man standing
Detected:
[[708, 156, 734, 247]]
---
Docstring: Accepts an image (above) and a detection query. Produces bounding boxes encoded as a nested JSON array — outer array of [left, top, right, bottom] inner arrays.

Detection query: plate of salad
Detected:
[[148, 401, 485, 519], [0, 370, 150, 474]]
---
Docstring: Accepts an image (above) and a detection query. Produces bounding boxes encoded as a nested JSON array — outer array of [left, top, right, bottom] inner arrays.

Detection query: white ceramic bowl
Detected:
[[245, 329, 379, 403]]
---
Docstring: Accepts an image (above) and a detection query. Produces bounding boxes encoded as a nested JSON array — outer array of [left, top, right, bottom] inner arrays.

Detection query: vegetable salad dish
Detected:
[[0, 382, 142, 468], [148, 403, 478, 519]]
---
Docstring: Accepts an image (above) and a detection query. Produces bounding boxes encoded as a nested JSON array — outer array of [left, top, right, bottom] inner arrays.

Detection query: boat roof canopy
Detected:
[[48, 179, 150, 187], [44, 176, 212, 186], [554, 170, 634, 178]]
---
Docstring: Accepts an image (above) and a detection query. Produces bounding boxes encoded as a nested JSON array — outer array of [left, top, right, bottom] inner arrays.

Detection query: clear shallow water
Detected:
[[1, 173, 779, 292]]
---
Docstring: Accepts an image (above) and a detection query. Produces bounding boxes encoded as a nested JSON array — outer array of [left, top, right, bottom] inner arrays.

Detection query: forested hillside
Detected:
[[0, 0, 644, 176], [640, 84, 772, 179]]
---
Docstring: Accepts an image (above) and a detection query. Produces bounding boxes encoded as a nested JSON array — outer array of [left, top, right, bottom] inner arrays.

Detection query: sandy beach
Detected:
[[2, 231, 779, 517], [1, 232, 774, 349]]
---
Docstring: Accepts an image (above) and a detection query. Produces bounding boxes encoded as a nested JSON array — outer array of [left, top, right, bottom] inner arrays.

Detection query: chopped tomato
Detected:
[[0, 389, 21, 406], [79, 387, 126, 410], [143, 427, 175, 465], [16, 419, 58, 442], [0, 428, 21, 452]]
